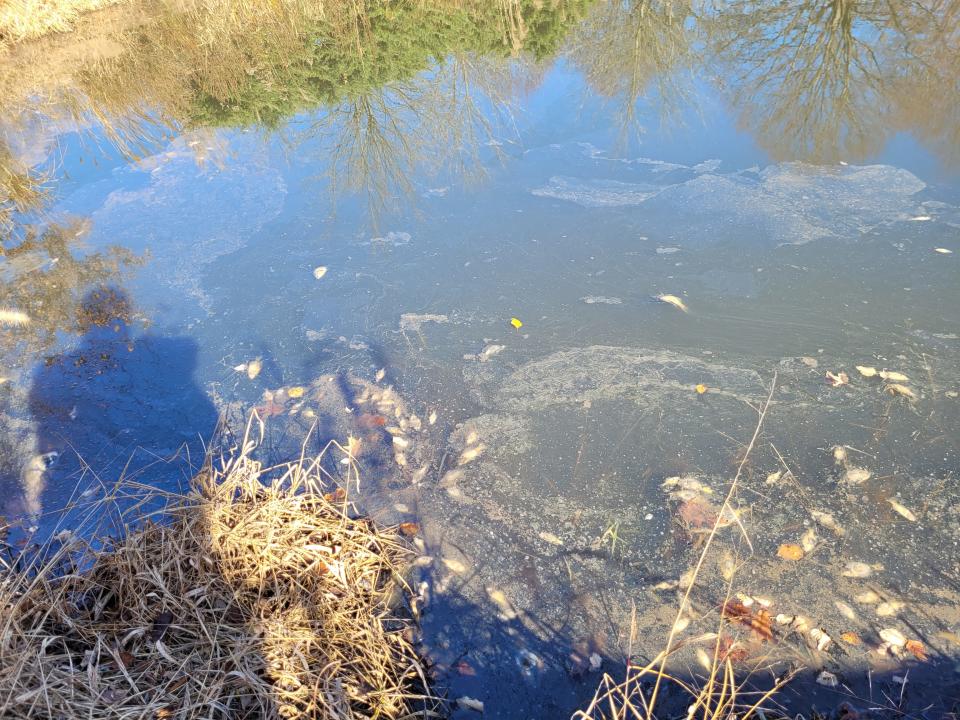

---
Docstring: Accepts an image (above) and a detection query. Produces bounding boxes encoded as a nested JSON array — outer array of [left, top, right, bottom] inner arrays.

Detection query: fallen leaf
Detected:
[[840, 631, 861, 645], [801, 527, 818, 553], [832, 445, 848, 464], [166, 676, 188, 693], [246, 358, 262, 380], [398, 522, 420, 537], [313, 266, 328, 280], [765, 470, 782, 485], [287, 386, 305, 398], [324, 488, 347, 503], [777, 543, 804, 561], [856, 365, 878, 378], [457, 697, 484, 713], [854, 590, 879, 604], [842, 466, 872, 485], [346, 435, 361, 458], [510, 317, 523, 329], [905, 639, 928, 661], [842, 561, 873, 578], [887, 499, 917, 521], [428, 410, 438, 425], [811, 510, 845, 536], [442, 557, 466, 574], [878, 370, 909, 382], [375, 367, 386, 382], [538, 531, 563, 546], [695, 383, 707, 395], [656, 294, 688, 312], [885, 383, 916, 399], [826, 370, 849, 387], [809, 627, 832, 651], [876, 600, 904, 617], [835, 601, 856, 621], [816, 670, 839, 688], [879, 628, 906, 647]]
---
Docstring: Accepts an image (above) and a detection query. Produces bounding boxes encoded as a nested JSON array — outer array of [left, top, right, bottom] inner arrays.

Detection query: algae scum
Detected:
[[2, 1, 960, 717]]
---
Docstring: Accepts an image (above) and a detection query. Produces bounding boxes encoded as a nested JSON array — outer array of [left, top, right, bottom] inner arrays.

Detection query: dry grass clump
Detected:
[[0, 429, 432, 718], [0, 0, 123, 46]]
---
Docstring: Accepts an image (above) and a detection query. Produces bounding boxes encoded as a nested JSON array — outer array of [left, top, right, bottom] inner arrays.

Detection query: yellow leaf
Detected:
[[656, 294, 688, 313], [510, 317, 523, 329], [246, 358, 262, 380], [287, 386, 305, 398], [777, 543, 804, 561], [695, 383, 707, 395], [856, 365, 877, 378], [313, 266, 328, 280], [840, 631, 861, 645], [879, 370, 909, 382]]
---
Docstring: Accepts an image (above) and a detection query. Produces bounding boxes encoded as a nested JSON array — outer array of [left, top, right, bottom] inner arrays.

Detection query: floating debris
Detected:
[[510, 317, 523, 329], [887, 498, 917, 521], [312, 266, 328, 280], [656, 294, 688, 313], [246, 358, 263, 380]]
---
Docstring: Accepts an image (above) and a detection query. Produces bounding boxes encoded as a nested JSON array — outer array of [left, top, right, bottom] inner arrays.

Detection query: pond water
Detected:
[[2, 1, 959, 717]]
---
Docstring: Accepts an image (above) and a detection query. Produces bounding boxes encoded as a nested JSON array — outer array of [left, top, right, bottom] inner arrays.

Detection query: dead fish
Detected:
[[656, 294, 689, 313]]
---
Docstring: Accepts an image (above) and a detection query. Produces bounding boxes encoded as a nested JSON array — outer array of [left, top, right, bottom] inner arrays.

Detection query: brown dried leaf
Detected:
[[905, 639, 928, 661], [826, 371, 849, 387], [840, 631, 861, 645], [398, 522, 420, 537]]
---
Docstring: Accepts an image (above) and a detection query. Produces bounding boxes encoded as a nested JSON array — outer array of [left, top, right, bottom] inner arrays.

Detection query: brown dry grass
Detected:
[[0, 421, 434, 719], [0, 0, 124, 46]]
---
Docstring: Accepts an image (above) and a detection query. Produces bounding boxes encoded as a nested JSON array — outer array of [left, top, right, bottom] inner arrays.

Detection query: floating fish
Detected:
[[656, 294, 688, 313], [935, 247, 953, 254]]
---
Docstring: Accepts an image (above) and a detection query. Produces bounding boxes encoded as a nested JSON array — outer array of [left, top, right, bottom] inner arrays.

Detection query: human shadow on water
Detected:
[[24, 286, 218, 522]]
